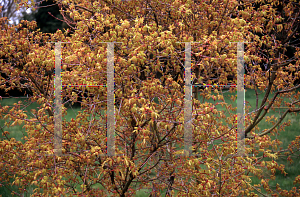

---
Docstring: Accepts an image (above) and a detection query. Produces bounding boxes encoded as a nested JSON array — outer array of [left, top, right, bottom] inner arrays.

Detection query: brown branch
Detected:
[[252, 109, 289, 138], [27, 74, 54, 117], [74, 5, 94, 14], [245, 84, 300, 138], [248, 105, 300, 139], [215, 0, 229, 36], [283, 12, 300, 44], [148, 3, 159, 27], [248, 182, 268, 197], [245, 70, 276, 137]]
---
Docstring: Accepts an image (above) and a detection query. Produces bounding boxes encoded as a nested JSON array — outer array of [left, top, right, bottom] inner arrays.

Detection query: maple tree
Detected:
[[0, 0, 300, 196]]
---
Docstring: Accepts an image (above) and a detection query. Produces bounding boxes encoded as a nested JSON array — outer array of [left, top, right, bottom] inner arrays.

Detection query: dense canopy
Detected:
[[0, 0, 300, 196]]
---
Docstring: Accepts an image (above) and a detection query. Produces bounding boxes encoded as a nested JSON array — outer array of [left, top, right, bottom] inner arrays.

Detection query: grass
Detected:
[[0, 88, 299, 196], [244, 89, 300, 193], [196, 87, 300, 195]]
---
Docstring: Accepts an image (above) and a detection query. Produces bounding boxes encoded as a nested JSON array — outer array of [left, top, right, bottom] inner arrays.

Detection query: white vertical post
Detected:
[[184, 42, 192, 157], [107, 42, 115, 156], [54, 42, 62, 156], [236, 42, 246, 156]]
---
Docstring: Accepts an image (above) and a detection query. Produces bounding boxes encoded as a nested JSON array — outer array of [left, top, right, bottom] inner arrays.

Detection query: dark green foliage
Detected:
[[34, 0, 63, 33]]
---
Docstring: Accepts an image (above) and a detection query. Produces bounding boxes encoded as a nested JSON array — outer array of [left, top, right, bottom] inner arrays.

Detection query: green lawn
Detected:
[[0, 88, 299, 196], [197, 87, 300, 195]]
